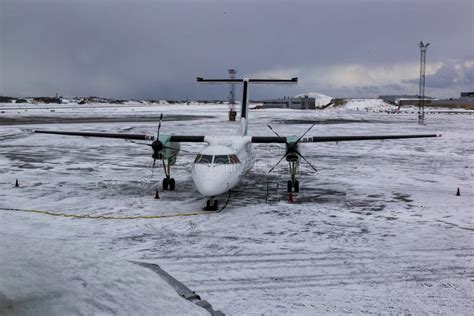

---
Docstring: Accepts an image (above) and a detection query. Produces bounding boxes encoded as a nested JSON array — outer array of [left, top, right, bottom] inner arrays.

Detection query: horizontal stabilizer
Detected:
[[196, 77, 297, 84]]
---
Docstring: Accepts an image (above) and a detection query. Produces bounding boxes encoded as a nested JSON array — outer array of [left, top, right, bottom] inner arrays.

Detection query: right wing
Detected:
[[251, 134, 440, 144]]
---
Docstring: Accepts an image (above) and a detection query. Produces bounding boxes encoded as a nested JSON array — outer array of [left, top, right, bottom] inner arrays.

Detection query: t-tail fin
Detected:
[[197, 77, 297, 136]]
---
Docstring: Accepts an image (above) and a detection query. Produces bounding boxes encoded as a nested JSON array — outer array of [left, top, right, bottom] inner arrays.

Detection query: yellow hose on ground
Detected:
[[0, 207, 215, 220]]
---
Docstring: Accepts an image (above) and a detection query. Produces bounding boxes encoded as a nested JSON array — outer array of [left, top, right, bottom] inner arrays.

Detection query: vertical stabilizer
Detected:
[[238, 79, 249, 135]]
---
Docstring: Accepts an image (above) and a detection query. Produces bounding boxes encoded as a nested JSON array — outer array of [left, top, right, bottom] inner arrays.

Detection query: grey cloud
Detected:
[[405, 58, 474, 90]]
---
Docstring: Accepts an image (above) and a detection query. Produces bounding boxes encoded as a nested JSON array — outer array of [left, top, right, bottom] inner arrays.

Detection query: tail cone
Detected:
[[456, 187, 460, 196], [15, 179, 19, 187]]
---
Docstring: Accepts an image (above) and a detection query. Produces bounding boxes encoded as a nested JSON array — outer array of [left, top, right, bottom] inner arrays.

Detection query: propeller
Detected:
[[268, 124, 318, 173]]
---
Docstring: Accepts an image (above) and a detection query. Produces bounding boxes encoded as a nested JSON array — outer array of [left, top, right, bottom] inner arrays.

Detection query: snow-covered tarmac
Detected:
[[1, 103, 473, 314]]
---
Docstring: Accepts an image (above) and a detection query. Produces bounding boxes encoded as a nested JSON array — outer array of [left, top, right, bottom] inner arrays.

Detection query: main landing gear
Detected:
[[161, 159, 176, 191], [287, 160, 299, 193], [204, 199, 219, 211]]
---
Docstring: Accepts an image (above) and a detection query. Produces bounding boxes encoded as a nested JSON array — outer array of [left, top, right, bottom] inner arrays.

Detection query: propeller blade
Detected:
[[267, 124, 282, 138], [268, 151, 289, 173], [295, 151, 318, 172], [296, 124, 316, 144], [156, 113, 163, 140], [126, 139, 152, 146]]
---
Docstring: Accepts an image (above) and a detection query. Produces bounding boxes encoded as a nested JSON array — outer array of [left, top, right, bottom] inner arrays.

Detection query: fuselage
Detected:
[[191, 136, 255, 197]]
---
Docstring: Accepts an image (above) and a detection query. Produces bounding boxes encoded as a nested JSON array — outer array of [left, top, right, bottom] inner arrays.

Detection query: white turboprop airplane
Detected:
[[35, 77, 440, 210]]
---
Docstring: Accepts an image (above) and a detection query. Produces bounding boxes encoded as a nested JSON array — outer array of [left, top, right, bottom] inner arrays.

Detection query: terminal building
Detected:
[[379, 95, 422, 103], [262, 96, 333, 109], [262, 96, 316, 109]]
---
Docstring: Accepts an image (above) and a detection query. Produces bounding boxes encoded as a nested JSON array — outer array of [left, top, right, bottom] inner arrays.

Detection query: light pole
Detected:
[[418, 41, 429, 124]]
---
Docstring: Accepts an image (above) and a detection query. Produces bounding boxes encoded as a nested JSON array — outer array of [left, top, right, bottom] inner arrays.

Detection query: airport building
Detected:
[[262, 96, 319, 109], [387, 92, 474, 109], [379, 95, 421, 103]]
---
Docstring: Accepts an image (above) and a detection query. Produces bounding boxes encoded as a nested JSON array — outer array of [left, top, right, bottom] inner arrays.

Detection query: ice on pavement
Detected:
[[0, 234, 206, 315]]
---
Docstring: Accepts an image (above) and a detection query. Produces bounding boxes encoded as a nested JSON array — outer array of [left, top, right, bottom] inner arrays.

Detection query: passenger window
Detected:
[[214, 155, 230, 164], [194, 154, 213, 164]]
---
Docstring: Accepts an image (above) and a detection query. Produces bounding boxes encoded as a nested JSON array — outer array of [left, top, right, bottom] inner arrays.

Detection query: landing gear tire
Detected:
[[287, 180, 299, 193], [294, 180, 299, 193], [163, 178, 175, 190]]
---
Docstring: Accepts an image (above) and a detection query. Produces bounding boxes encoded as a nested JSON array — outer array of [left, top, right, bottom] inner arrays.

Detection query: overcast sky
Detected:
[[1, 0, 473, 99]]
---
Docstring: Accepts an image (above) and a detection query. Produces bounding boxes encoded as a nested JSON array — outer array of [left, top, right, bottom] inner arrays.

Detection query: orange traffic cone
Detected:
[[15, 179, 19, 187], [456, 187, 460, 196], [154, 189, 160, 199]]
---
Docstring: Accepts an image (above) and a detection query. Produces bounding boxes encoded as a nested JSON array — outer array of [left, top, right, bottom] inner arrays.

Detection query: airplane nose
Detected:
[[192, 166, 233, 197], [199, 178, 228, 197]]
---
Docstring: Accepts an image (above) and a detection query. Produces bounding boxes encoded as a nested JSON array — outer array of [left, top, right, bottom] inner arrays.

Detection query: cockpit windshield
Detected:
[[214, 155, 230, 164], [194, 154, 213, 164], [194, 154, 240, 164]]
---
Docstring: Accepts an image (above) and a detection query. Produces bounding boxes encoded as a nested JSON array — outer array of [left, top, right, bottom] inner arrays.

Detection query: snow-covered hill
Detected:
[[339, 98, 396, 112]]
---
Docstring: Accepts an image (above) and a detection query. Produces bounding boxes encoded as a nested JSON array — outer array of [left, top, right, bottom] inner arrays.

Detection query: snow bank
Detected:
[[341, 98, 396, 111], [0, 234, 205, 315], [295, 92, 333, 108]]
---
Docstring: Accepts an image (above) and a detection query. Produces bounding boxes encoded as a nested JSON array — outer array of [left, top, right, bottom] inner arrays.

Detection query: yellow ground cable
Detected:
[[0, 207, 215, 220]]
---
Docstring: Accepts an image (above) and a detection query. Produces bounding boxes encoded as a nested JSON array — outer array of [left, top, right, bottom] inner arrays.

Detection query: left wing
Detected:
[[33, 130, 206, 142]]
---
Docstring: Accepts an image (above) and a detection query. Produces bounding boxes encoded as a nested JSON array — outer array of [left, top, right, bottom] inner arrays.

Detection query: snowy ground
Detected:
[[1, 102, 473, 314]]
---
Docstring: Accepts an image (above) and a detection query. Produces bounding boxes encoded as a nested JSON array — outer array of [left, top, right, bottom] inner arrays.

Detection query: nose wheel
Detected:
[[204, 199, 218, 211]]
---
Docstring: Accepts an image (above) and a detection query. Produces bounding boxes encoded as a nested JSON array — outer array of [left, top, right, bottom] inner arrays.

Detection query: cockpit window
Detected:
[[194, 154, 213, 164], [194, 154, 241, 164], [214, 155, 230, 164], [229, 154, 240, 164], [214, 154, 241, 164]]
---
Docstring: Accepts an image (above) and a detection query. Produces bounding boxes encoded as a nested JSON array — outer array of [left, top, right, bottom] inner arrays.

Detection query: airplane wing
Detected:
[[33, 130, 206, 142], [251, 134, 440, 143]]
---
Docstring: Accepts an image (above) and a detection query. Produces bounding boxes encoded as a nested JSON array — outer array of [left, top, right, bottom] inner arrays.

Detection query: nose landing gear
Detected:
[[204, 199, 218, 211]]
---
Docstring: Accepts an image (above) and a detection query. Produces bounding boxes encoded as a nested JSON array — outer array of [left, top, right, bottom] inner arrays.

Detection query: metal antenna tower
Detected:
[[228, 69, 237, 121], [418, 41, 429, 124]]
